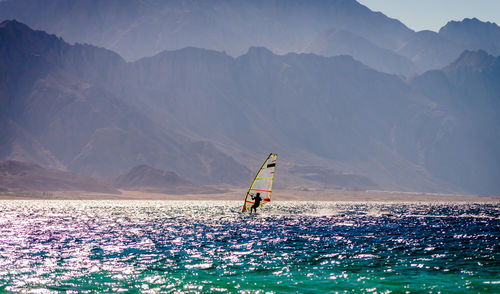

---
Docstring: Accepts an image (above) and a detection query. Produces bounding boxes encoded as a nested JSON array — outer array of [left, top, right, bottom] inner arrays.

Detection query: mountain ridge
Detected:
[[114, 164, 224, 194], [2, 1, 500, 76], [0, 20, 252, 185], [307, 28, 418, 75], [409, 50, 500, 194], [1, 20, 499, 195], [0, 160, 119, 194], [0, 0, 414, 74]]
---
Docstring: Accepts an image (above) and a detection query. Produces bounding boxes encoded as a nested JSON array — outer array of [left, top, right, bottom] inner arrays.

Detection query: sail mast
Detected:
[[242, 153, 277, 212]]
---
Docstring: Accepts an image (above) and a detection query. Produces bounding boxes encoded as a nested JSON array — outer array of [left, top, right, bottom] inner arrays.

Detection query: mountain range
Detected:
[[0, 160, 218, 195], [1, 0, 500, 76], [0, 20, 252, 186], [0, 2, 499, 196]]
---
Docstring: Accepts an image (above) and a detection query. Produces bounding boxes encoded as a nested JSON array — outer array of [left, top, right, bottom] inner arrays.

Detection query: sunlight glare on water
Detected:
[[0, 200, 499, 293]]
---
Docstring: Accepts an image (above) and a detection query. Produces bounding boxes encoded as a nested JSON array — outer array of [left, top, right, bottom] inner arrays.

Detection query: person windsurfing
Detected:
[[250, 193, 262, 213], [241, 153, 277, 213]]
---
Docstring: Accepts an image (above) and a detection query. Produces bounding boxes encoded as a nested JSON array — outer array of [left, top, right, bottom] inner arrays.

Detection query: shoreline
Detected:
[[0, 188, 498, 202]]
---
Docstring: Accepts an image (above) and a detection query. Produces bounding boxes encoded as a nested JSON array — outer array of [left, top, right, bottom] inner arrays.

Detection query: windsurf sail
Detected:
[[242, 153, 277, 212]]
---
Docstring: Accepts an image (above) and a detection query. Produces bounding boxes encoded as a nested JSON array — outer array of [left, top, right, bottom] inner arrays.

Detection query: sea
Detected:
[[0, 200, 499, 293]]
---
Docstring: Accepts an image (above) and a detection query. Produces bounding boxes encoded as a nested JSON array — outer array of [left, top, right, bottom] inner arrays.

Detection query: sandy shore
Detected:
[[0, 187, 498, 202]]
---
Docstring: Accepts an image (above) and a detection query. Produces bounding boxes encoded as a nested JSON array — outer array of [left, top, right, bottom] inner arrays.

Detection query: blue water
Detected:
[[0, 200, 499, 293]]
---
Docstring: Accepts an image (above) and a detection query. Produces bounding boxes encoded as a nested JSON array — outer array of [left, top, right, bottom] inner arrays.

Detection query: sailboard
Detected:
[[242, 153, 277, 213]]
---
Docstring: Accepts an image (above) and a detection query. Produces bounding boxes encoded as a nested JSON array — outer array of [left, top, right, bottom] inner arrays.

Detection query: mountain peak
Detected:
[[0, 18, 63, 51], [438, 17, 500, 57], [237, 46, 277, 65], [463, 17, 487, 24], [0, 19, 26, 28], [440, 17, 499, 32], [0, 19, 36, 36], [446, 50, 496, 69], [246, 46, 275, 57]]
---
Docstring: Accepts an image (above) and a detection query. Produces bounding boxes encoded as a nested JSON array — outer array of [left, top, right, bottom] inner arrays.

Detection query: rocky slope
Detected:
[[0, 20, 251, 184], [0, 160, 118, 193], [410, 50, 500, 194], [114, 165, 223, 194]]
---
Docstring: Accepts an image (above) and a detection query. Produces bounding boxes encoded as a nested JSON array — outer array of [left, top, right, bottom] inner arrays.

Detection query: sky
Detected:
[[358, 0, 500, 32]]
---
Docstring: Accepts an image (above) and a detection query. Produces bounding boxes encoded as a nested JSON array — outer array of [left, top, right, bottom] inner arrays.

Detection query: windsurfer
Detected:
[[250, 193, 262, 213]]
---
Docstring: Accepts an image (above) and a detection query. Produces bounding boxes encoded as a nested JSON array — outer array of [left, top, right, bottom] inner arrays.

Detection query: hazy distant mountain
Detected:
[[398, 18, 500, 72], [409, 50, 500, 194], [114, 165, 223, 194], [397, 30, 463, 72], [0, 160, 118, 193], [289, 165, 376, 190], [0, 0, 414, 75], [439, 18, 500, 56], [307, 28, 418, 75], [2, 0, 500, 75], [111, 45, 500, 194], [111, 45, 456, 193], [1, 20, 499, 195], [0, 20, 251, 184]]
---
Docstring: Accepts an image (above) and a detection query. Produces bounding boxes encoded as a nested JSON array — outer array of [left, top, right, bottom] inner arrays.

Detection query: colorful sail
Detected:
[[242, 153, 277, 212]]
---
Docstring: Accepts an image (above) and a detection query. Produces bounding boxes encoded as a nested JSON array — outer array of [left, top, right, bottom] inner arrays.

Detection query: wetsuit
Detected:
[[251, 194, 262, 212]]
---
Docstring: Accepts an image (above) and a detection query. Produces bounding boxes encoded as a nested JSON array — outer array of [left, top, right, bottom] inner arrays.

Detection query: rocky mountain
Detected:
[[126, 45, 491, 193], [0, 0, 412, 59], [1, 20, 499, 195], [439, 18, 500, 56], [0, 20, 251, 184], [2, 0, 500, 77], [0, 0, 416, 75], [396, 30, 463, 72], [397, 18, 500, 72], [307, 28, 417, 75], [2, 1, 500, 76], [114, 165, 223, 194], [0, 160, 118, 193], [409, 50, 500, 195]]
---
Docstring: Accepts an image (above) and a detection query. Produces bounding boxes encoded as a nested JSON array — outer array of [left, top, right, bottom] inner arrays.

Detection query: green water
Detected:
[[0, 200, 498, 293]]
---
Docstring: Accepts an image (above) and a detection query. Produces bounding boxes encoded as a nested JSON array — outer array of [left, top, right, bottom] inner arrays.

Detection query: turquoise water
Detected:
[[0, 200, 499, 293]]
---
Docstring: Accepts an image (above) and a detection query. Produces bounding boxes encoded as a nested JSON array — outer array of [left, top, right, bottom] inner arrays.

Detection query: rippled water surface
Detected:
[[0, 200, 499, 293]]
